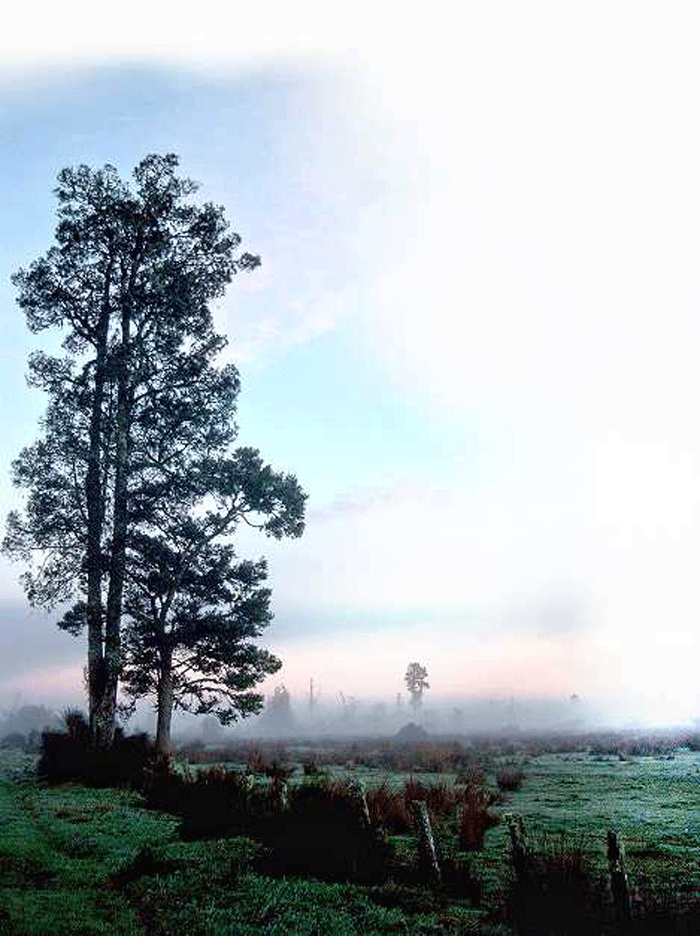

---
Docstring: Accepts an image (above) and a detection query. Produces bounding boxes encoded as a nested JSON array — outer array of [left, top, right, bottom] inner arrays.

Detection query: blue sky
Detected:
[[2, 6, 700, 726]]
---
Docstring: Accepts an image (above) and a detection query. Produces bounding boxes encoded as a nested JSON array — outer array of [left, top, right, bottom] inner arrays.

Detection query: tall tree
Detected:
[[4, 155, 259, 748]]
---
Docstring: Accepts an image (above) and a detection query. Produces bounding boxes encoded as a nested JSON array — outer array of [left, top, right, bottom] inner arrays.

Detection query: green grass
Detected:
[[0, 752, 178, 934], [476, 751, 700, 905], [1, 747, 698, 934]]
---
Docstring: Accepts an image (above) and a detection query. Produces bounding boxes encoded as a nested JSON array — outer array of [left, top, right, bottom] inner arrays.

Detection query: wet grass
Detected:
[[1, 744, 699, 934]]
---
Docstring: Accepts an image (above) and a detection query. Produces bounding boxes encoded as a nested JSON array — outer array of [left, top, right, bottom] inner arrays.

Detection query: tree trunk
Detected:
[[100, 253, 143, 750], [86, 270, 112, 747], [155, 645, 174, 757], [99, 372, 129, 749], [99, 235, 143, 750]]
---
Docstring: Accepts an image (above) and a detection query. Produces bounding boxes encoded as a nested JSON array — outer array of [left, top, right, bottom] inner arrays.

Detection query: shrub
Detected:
[[243, 742, 289, 773], [37, 718, 155, 788], [365, 778, 467, 835], [496, 767, 526, 792], [505, 838, 606, 936], [403, 778, 459, 819], [301, 759, 329, 778], [257, 779, 391, 884], [454, 763, 489, 787], [63, 708, 90, 741], [457, 783, 501, 851], [504, 834, 700, 936], [146, 768, 391, 884], [366, 781, 413, 833]]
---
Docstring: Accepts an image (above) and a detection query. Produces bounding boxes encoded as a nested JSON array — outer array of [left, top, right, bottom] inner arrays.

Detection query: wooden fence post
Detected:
[[410, 800, 441, 885], [348, 778, 372, 827], [505, 813, 528, 876], [270, 776, 288, 811], [606, 830, 631, 921]]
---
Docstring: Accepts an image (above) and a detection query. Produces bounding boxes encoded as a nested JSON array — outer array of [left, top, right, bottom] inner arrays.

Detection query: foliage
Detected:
[[457, 790, 501, 851], [257, 778, 391, 884], [504, 836, 607, 936], [364, 778, 468, 835]]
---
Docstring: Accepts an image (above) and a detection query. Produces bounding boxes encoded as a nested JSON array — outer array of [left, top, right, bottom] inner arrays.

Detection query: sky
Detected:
[[1, 2, 699, 728]]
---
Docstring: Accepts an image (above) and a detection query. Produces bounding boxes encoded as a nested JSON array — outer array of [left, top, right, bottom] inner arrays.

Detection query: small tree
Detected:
[[404, 662, 429, 713], [120, 546, 281, 756]]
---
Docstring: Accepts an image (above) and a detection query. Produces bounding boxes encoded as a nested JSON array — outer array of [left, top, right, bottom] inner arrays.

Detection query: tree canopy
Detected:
[[4, 154, 304, 751]]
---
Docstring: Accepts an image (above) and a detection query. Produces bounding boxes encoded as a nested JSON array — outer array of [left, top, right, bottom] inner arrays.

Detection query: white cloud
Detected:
[[4, 3, 700, 721]]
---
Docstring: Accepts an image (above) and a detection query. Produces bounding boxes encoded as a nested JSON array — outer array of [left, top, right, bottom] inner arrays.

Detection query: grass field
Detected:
[[0, 742, 698, 934]]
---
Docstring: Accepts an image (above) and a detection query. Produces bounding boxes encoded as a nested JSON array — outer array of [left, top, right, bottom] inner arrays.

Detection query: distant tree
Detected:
[[337, 692, 358, 722], [4, 154, 259, 749], [0, 733, 27, 751], [0, 704, 61, 737], [404, 662, 430, 713], [265, 685, 294, 729]]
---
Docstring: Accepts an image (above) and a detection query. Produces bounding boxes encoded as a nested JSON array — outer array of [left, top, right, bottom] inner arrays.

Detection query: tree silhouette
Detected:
[[265, 685, 294, 730], [116, 449, 305, 755], [3, 154, 271, 748], [404, 662, 430, 713]]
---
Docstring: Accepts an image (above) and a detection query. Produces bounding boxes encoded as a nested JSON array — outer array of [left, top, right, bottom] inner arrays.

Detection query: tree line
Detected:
[[3, 154, 306, 755]]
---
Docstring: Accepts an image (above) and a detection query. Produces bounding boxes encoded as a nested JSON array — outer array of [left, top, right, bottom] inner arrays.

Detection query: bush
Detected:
[[257, 779, 390, 884], [144, 768, 391, 884], [504, 835, 700, 936], [457, 783, 501, 851], [37, 717, 155, 788], [496, 767, 526, 792], [365, 781, 413, 833], [63, 708, 90, 740], [505, 838, 606, 936], [244, 743, 291, 777], [301, 759, 329, 778], [364, 778, 469, 835], [454, 764, 488, 786]]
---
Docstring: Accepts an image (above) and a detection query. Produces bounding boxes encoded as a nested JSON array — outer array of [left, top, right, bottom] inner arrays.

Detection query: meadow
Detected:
[[0, 731, 699, 934]]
